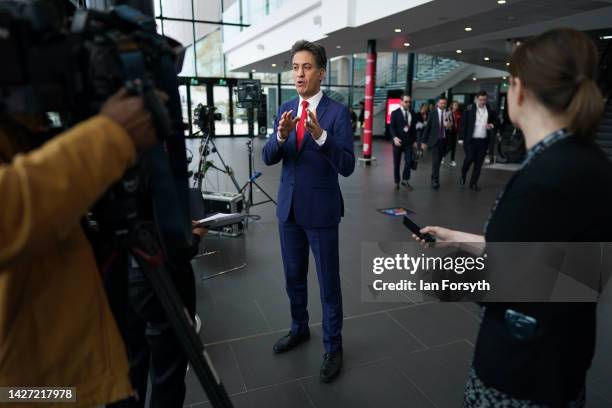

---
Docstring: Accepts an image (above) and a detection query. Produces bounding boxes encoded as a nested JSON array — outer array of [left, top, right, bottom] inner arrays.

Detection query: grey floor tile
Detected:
[[587, 376, 612, 405], [300, 360, 435, 408], [232, 381, 313, 408], [388, 302, 480, 347], [197, 298, 270, 343], [312, 313, 425, 366], [184, 343, 246, 406], [456, 302, 483, 320], [230, 330, 326, 389], [188, 381, 313, 408], [586, 387, 612, 408], [395, 341, 474, 408]]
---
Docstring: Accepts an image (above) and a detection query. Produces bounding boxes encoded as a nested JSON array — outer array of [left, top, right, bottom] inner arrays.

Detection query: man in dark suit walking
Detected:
[[459, 91, 497, 191], [390, 94, 418, 190], [262, 40, 355, 383], [421, 96, 451, 189]]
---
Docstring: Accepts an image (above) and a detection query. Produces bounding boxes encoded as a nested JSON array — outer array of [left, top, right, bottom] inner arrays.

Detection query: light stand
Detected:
[[234, 79, 276, 228]]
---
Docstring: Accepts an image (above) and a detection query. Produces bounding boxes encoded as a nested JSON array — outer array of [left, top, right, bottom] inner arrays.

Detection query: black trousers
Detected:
[[106, 258, 196, 408], [461, 138, 489, 186], [445, 131, 458, 161], [392, 140, 414, 184], [430, 138, 448, 184]]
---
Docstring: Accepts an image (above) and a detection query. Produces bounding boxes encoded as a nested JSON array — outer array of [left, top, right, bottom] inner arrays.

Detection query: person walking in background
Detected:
[[415, 103, 429, 136], [446, 101, 462, 167], [389, 94, 417, 191], [349, 107, 357, 136], [459, 91, 496, 191], [421, 97, 451, 190], [413, 28, 611, 408], [358, 100, 365, 143]]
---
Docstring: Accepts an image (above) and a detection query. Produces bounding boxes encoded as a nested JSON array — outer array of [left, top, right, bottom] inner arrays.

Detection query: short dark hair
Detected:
[[400, 93, 411, 100], [290, 40, 327, 69], [477, 91, 488, 97], [437, 96, 448, 101]]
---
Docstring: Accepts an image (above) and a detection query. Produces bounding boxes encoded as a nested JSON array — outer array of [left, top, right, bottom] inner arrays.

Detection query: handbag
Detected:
[[411, 147, 422, 171]]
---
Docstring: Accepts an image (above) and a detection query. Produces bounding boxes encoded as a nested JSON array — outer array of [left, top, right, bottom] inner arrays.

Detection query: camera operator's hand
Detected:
[[100, 87, 166, 151], [277, 110, 299, 141]]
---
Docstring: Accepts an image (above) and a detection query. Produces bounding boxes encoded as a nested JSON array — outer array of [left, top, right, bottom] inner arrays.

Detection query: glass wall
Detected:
[[157, 0, 366, 136]]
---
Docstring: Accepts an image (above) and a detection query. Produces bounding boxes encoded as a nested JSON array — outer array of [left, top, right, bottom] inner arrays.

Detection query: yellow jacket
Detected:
[[0, 116, 136, 407]]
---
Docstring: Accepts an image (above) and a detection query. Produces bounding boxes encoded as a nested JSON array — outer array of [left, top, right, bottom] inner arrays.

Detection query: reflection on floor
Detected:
[[183, 137, 612, 408]]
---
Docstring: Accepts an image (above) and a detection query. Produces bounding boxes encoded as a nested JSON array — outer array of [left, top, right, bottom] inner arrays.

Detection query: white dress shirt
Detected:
[[402, 108, 412, 128], [473, 105, 488, 139], [277, 89, 327, 146]]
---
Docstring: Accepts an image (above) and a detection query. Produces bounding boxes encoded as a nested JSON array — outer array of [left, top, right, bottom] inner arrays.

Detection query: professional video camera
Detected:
[[0, 1, 232, 406], [0, 0, 191, 246], [235, 79, 261, 109], [193, 103, 222, 135]]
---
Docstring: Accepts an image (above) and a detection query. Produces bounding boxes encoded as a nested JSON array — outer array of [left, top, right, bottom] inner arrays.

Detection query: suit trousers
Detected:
[[430, 138, 448, 183], [392, 141, 414, 184], [461, 138, 489, 186], [278, 206, 343, 353]]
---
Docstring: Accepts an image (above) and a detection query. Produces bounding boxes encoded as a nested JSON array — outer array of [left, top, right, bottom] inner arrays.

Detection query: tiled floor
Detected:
[[181, 137, 612, 408]]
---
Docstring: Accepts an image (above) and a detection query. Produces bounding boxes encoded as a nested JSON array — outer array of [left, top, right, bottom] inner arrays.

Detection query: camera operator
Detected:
[[0, 87, 159, 407]]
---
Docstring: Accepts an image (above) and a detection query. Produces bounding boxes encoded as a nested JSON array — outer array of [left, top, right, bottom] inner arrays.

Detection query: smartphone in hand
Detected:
[[403, 215, 436, 243]]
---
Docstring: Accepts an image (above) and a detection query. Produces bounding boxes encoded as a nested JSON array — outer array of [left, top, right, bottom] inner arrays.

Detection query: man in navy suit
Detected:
[[389, 94, 418, 190], [421, 96, 451, 190], [262, 40, 355, 383]]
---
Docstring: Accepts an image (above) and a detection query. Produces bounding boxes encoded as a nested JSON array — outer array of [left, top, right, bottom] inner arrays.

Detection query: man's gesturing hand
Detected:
[[277, 110, 299, 140], [305, 109, 324, 139]]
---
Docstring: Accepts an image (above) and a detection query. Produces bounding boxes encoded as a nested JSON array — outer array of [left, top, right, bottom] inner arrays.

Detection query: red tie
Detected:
[[296, 100, 309, 150]]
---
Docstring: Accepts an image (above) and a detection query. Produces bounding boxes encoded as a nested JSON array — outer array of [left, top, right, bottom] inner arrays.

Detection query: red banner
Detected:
[[386, 98, 401, 125], [363, 48, 376, 158]]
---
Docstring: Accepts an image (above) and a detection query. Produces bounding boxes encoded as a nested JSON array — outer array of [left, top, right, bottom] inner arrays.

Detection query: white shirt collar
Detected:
[[298, 89, 324, 110]]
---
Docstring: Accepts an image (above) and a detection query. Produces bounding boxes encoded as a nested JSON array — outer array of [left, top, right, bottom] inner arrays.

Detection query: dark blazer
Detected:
[[389, 107, 417, 144], [475, 136, 612, 405], [262, 93, 355, 228], [459, 103, 496, 143], [421, 108, 448, 147]]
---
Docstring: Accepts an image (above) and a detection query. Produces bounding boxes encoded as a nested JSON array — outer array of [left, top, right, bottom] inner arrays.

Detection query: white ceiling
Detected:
[[240, 0, 612, 73]]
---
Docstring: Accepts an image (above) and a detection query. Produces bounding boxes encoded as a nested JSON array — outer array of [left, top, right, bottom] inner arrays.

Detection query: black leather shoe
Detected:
[[273, 331, 310, 354], [460, 175, 466, 186], [401, 180, 414, 191], [320, 351, 343, 383], [394, 183, 400, 191], [432, 181, 440, 190], [470, 184, 481, 192]]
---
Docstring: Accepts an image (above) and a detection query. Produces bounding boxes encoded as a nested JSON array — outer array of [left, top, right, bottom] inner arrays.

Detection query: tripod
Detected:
[[192, 129, 241, 194], [100, 167, 233, 408], [239, 106, 276, 228]]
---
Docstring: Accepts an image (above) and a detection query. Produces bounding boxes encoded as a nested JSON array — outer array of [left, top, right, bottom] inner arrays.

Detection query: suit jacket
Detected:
[[459, 103, 496, 143], [476, 136, 612, 404], [421, 108, 450, 147], [262, 93, 355, 228], [389, 107, 417, 145]]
